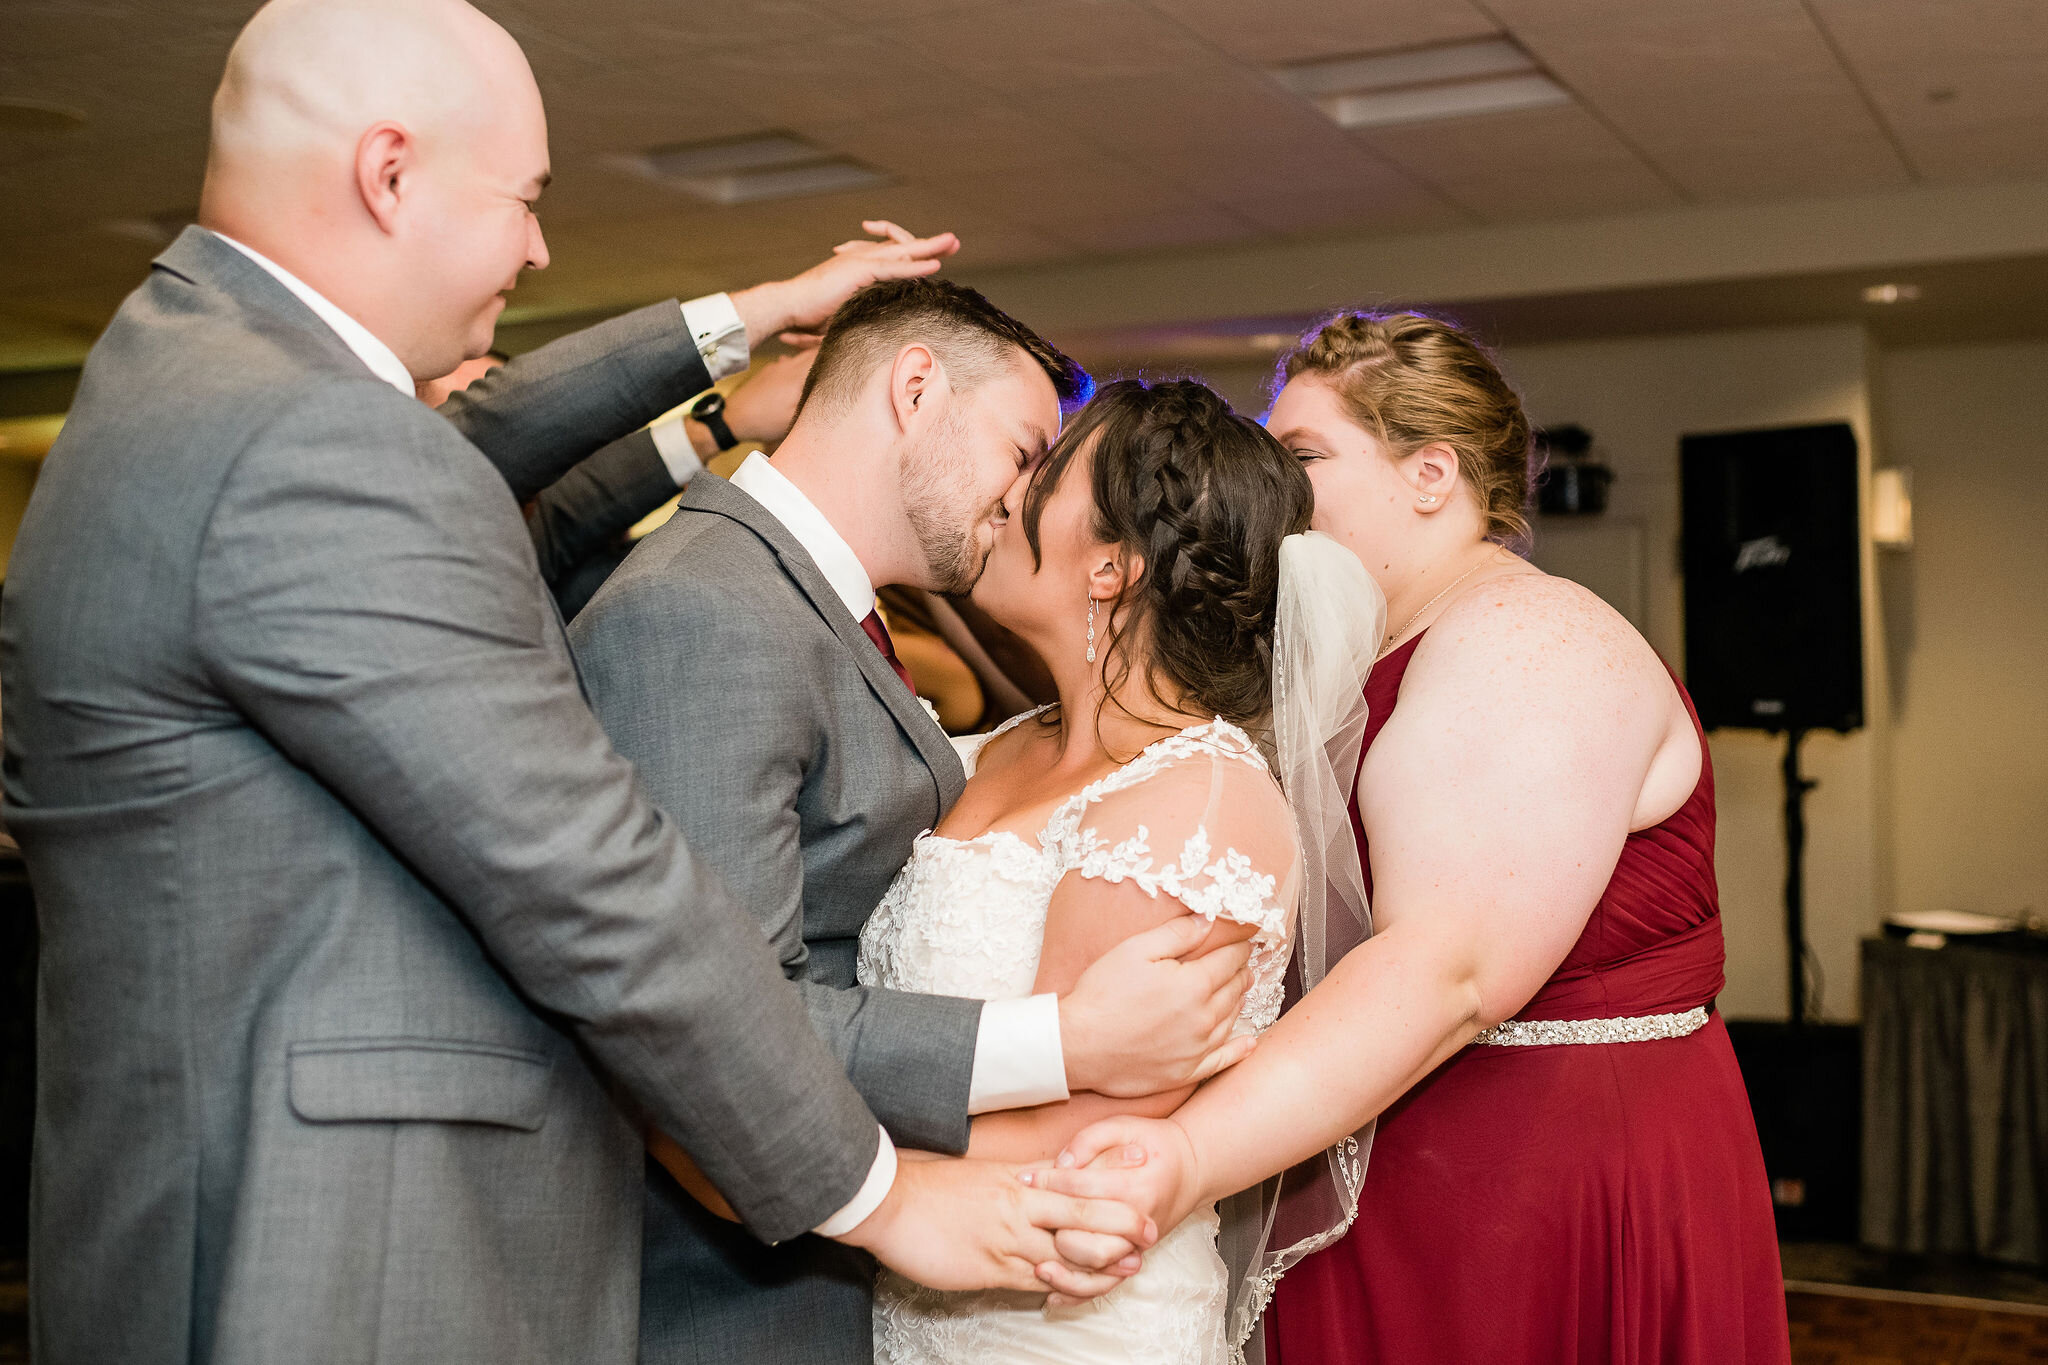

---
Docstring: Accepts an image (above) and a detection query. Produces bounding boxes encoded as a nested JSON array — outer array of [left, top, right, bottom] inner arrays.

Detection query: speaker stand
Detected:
[[1783, 728, 1819, 1027]]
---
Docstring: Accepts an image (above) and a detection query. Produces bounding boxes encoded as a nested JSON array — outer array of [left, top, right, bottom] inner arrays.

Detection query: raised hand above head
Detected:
[[729, 220, 962, 349]]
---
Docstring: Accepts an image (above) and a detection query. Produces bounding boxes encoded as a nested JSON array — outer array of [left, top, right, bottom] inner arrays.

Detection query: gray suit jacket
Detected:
[[527, 425, 680, 619], [570, 474, 980, 1365], [1, 227, 882, 1365]]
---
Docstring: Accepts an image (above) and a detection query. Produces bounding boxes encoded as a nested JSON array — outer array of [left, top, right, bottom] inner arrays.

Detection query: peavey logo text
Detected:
[[1734, 535, 1793, 573]]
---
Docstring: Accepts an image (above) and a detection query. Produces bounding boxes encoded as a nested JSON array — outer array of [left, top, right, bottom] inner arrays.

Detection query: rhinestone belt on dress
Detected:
[[1469, 1006, 1710, 1047]]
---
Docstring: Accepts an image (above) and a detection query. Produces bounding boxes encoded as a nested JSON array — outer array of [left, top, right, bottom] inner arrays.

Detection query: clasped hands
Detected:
[[841, 915, 1249, 1302]]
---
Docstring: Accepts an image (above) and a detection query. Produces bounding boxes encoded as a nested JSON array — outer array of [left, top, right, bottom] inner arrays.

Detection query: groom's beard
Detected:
[[901, 413, 994, 594]]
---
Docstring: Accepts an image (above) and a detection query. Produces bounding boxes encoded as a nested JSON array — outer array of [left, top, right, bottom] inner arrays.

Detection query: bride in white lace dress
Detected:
[[857, 378, 1383, 1365]]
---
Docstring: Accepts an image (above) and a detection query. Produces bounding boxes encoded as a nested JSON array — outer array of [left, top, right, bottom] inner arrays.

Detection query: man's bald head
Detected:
[[209, 0, 538, 173], [199, 0, 552, 380]]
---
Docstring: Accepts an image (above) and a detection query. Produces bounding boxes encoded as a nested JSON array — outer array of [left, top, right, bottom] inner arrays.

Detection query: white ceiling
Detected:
[[3, 0, 2047, 370]]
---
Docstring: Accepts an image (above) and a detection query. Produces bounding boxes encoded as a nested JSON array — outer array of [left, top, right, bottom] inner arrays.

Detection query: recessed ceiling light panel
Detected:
[[616, 132, 889, 205], [1275, 38, 1570, 130]]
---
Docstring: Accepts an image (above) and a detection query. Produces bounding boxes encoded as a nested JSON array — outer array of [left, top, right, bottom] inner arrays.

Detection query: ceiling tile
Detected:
[[1665, 129, 1915, 201], [694, 31, 991, 127], [0, 2, 242, 63], [1161, 137, 1470, 235], [0, 135, 209, 236], [1357, 103, 1680, 220], [499, 0, 850, 52], [1052, 197, 1265, 256], [4, 0, 2045, 370], [0, 37, 223, 145], [1892, 116, 2048, 185], [795, 106, 1089, 181], [1807, 0, 2048, 182], [906, 0, 1214, 94], [1486, 0, 1914, 198], [535, 58, 776, 160], [1139, 0, 1499, 65], [1019, 63, 1342, 164]]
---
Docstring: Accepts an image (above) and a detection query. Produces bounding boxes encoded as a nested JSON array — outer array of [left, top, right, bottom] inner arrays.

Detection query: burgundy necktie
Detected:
[[860, 609, 916, 694]]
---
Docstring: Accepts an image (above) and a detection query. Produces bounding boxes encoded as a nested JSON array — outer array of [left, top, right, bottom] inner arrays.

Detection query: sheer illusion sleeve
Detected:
[[959, 723, 1304, 1165], [1052, 726, 1302, 1035]]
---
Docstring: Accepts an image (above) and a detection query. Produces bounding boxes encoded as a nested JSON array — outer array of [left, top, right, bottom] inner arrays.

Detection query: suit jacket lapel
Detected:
[[682, 476, 967, 809]]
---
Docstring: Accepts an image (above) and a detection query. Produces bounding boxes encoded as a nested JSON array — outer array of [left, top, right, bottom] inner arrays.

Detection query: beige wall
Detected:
[[1875, 342, 2048, 930]]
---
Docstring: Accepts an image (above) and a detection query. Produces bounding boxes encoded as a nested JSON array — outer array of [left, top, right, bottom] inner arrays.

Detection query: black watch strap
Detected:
[[690, 391, 739, 452]]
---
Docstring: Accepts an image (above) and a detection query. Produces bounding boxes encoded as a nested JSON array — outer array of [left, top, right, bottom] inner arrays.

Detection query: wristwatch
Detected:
[[688, 390, 739, 452]]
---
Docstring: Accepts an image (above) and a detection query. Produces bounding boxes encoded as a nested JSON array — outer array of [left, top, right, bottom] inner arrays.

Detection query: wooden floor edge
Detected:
[[1785, 1277, 2048, 1317]]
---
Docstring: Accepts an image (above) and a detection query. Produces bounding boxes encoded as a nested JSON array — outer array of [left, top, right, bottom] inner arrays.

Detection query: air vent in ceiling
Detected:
[[1274, 38, 1569, 130]]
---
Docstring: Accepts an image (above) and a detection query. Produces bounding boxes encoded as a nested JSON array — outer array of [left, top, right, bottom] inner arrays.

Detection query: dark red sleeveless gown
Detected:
[[1267, 633, 1791, 1365]]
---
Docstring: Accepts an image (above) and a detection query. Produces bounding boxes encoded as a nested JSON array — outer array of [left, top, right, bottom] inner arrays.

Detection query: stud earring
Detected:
[[1086, 598, 1098, 664], [1418, 494, 1438, 504]]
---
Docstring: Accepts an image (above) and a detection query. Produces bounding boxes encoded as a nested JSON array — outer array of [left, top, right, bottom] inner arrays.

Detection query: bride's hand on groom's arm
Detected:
[[835, 1153, 1156, 1300], [1059, 915, 1258, 1099]]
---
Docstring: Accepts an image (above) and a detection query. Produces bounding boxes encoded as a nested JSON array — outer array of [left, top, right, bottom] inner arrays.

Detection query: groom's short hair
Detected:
[[797, 277, 1090, 417]]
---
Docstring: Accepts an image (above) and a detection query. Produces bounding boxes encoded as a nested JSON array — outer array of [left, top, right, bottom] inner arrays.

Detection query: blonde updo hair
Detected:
[[1277, 311, 1535, 548]]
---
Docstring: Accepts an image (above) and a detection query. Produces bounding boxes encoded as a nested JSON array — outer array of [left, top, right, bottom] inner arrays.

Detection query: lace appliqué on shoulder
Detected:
[[1070, 825, 1282, 937], [1046, 718, 1294, 1034]]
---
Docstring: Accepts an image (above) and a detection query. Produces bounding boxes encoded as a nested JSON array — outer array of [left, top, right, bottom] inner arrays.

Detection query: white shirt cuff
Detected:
[[646, 412, 703, 488], [967, 993, 1070, 1114], [813, 1124, 897, 1238], [680, 293, 750, 382]]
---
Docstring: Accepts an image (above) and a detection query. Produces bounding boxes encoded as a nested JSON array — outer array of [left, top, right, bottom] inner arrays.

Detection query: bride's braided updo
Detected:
[[1019, 377, 1311, 728]]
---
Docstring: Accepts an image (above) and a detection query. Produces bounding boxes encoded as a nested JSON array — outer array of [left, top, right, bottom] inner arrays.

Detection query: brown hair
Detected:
[[1019, 378, 1312, 731], [1278, 311, 1535, 547], [798, 277, 1090, 415]]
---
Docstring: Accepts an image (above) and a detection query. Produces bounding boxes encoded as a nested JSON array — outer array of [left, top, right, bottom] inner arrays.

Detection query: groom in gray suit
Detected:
[[1, 5, 1152, 1363], [572, 278, 1259, 1364]]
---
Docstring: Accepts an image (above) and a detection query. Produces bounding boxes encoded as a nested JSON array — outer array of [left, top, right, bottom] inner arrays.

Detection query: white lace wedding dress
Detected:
[[857, 709, 1301, 1365]]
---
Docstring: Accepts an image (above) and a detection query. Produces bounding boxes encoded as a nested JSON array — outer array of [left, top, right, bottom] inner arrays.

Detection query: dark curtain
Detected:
[[1861, 935, 2048, 1268]]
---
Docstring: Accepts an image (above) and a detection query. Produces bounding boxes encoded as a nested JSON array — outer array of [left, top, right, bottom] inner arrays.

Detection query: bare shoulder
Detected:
[[1405, 568, 1668, 706]]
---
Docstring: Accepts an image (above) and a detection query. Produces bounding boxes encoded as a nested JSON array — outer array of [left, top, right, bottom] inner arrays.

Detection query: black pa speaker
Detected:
[[1680, 423, 1864, 733]]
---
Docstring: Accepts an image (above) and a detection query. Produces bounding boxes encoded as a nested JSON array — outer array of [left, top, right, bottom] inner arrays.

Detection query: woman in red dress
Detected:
[[1040, 313, 1791, 1364]]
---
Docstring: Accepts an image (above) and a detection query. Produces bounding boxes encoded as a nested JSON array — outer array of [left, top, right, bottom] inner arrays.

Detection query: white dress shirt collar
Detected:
[[727, 451, 876, 622], [210, 230, 414, 397]]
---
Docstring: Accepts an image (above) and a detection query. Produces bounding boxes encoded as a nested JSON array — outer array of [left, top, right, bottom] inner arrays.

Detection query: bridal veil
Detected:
[[1221, 530, 1387, 1364]]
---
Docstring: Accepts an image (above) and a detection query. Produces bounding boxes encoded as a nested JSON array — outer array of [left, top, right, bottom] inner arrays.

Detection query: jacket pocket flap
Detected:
[[288, 1039, 551, 1131]]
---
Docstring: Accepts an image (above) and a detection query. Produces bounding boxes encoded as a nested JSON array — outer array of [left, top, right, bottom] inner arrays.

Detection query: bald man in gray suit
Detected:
[[0, 4, 1148, 1363]]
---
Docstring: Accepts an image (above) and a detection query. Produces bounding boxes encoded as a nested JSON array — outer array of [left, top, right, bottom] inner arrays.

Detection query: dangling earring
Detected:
[[1085, 597, 1098, 664]]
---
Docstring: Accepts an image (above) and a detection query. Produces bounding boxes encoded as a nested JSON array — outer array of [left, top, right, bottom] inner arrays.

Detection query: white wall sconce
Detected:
[[1872, 467, 1913, 549]]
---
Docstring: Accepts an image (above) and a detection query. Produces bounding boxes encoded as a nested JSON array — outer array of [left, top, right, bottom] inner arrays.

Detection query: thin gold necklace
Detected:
[[1383, 558, 1489, 657]]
